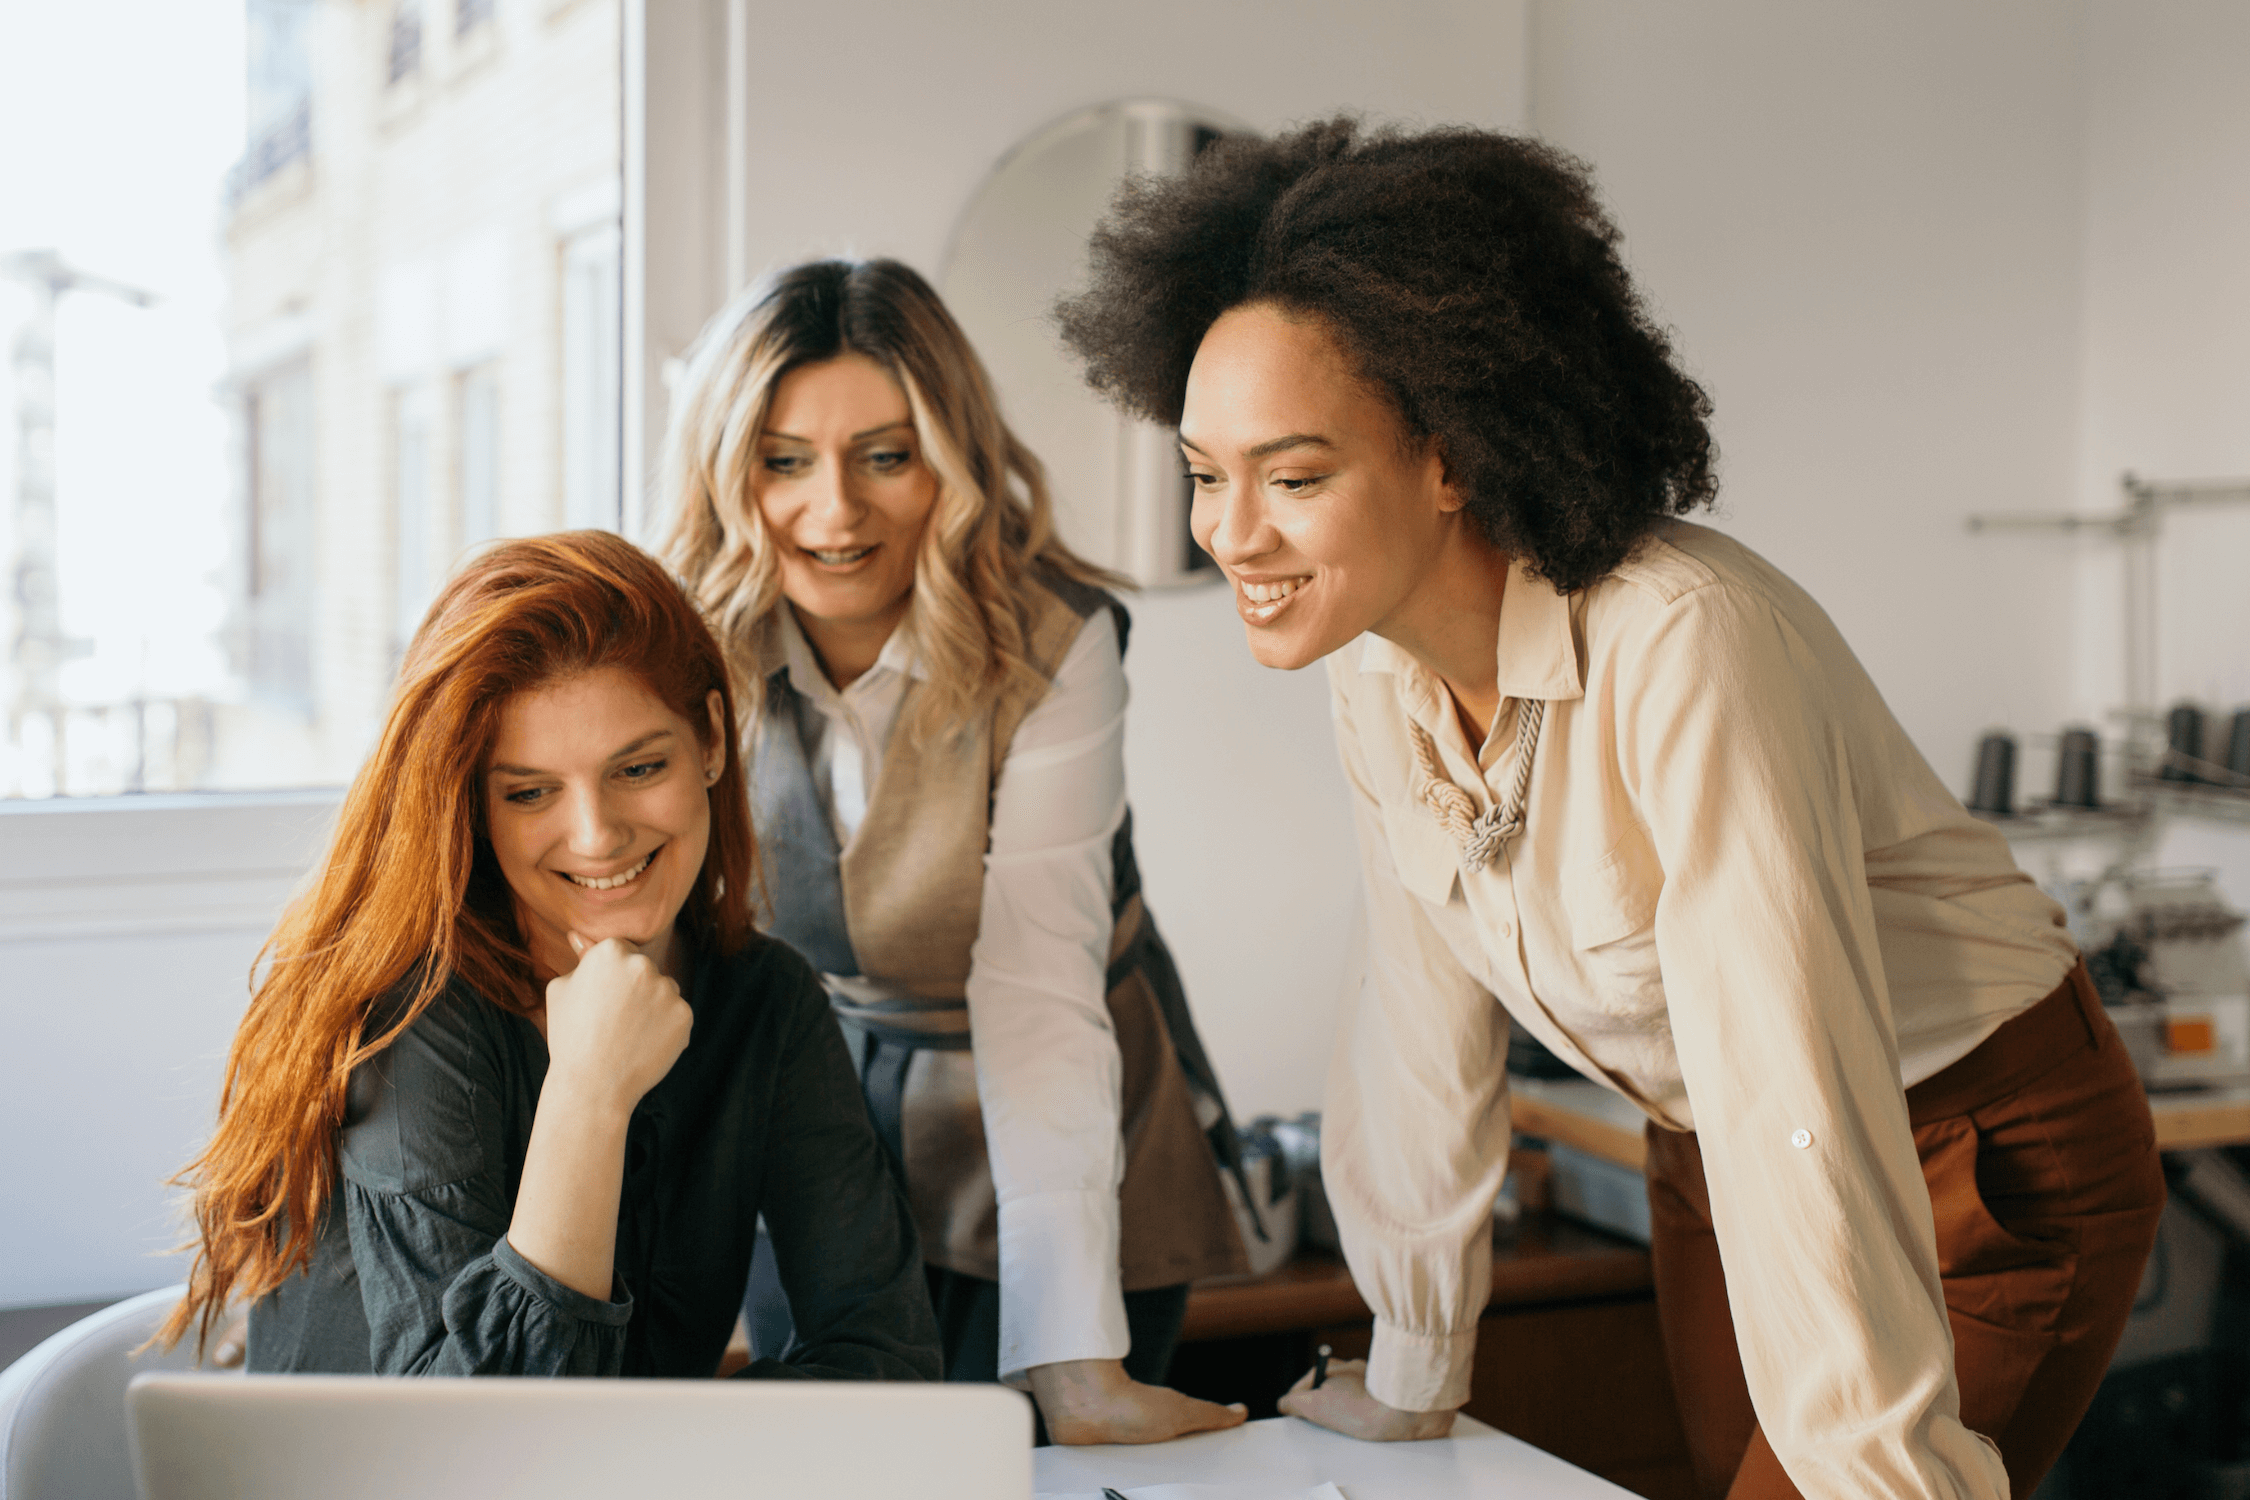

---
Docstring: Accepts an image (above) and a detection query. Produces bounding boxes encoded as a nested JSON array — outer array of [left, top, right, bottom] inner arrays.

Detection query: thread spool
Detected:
[[2054, 726, 2101, 809], [2163, 703, 2206, 782], [2227, 709, 2250, 783], [1969, 731, 2016, 816]]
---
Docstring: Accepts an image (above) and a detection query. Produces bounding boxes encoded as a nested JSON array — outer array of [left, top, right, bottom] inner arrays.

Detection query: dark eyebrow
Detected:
[[761, 421, 915, 445], [489, 729, 677, 779], [1178, 433, 1335, 460]]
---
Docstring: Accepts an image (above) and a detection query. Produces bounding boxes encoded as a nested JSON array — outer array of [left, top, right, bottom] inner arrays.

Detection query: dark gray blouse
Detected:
[[246, 933, 941, 1381]]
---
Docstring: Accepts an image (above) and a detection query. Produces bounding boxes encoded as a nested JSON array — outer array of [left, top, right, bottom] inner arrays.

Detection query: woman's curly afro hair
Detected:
[[1055, 116, 1716, 595]]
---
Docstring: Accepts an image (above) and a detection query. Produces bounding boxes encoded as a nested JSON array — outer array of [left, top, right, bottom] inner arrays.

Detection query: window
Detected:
[[560, 219, 622, 530], [456, 362, 500, 548], [0, 0, 685, 1315], [243, 360, 315, 706], [0, 0, 623, 800], [390, 383, 437, 659], [233, 0, 312, 201], [387, 1, 423, 86]]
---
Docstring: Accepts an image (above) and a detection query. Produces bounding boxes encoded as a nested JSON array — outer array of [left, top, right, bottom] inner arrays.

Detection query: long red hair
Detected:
[[158, 531, 757, 1353]]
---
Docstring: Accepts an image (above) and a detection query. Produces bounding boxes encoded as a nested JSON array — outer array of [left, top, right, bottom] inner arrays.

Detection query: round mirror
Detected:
[[941, 99, 1245, 588]]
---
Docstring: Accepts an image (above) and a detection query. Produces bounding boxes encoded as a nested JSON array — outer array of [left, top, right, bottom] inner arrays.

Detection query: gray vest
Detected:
[[747, 573, 1248, 1287]]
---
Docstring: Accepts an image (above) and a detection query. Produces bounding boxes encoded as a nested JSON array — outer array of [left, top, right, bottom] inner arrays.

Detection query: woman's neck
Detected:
[[789, 599, 905, 691], [1376, 528, 1512, 748]]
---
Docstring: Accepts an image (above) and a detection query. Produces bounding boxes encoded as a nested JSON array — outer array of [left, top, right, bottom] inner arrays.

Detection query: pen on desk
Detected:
[[1311, 1342, 1333, 1390]]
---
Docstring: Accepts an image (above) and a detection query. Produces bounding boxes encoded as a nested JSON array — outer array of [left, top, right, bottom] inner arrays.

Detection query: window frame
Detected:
[[0, 0, 729, 946]]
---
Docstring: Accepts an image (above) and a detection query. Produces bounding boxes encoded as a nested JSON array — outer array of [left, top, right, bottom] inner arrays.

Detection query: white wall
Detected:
[[0, 794, 334, 1305], [711, 0, 1537, 1121], [1529, 1, 2091, 802], [2074, 0, 2250, 900], [730, 1, 1532, 283], [1, 931, 266, 1304]]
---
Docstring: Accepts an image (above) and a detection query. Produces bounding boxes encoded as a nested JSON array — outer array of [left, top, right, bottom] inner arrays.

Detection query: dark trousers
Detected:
[[923, 1266, 1190, 1388], [744, 1237, 1189, 1387], [1644, 963, 2165, 1499]]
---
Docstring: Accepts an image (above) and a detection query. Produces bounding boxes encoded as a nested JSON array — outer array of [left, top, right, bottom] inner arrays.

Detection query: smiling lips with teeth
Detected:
[[561, 849, 656, 891], [1239, 575, 1312, 623], [808, 546, 876, 566]]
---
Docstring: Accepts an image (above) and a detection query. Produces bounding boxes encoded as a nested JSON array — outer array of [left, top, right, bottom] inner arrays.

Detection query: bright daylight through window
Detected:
[[0, 0, 622, 800]]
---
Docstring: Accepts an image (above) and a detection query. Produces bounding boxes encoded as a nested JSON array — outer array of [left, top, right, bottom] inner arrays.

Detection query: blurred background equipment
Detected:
[[1970, 729, 2019, 816]]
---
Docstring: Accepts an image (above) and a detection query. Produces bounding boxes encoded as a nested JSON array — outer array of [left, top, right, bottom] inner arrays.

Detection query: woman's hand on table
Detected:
[[1028, 1358, 1248, 1446], [1278, 1359, 1457, 1441]]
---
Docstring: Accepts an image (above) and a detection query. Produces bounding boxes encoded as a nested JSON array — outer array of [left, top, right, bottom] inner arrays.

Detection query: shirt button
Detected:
[[1496, 920, 1514, 940], [1791, 1128, 1814, 1150]]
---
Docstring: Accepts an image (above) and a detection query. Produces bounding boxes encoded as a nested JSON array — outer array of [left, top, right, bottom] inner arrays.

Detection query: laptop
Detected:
[[127, 1374, 1032, 1500]]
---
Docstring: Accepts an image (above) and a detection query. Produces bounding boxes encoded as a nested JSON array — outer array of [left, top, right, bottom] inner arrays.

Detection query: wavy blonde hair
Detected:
[[655, 258, 1116, 739]]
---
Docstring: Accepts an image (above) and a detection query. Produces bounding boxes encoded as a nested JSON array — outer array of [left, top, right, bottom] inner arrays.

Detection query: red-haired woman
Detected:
[[159, 531, 940, 1380]]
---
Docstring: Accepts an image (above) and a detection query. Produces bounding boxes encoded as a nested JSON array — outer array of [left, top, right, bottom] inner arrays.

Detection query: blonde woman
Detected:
[[657, 258, 1251, 1445]]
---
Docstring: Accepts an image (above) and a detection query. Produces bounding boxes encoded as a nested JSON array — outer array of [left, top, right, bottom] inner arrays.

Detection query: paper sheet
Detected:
[[1038, 1484, 1348, 1500]]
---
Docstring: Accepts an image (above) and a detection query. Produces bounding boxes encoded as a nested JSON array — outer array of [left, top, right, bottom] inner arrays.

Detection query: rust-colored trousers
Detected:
[[1644, 965, 2165, 1499]]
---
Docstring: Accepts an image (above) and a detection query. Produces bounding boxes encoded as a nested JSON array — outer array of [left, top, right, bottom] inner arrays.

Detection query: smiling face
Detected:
[[752, 353, 941, 659], [1181, 303, 1467, 671], [483, 667, 726, 982]]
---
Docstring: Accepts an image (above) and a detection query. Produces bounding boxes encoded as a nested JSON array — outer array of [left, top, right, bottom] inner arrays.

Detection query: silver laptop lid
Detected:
[[128, 1374, 1031, 1500]]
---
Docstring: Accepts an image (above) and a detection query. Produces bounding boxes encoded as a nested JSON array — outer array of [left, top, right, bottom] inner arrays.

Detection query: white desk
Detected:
[[1033, 1414, 1635, 1498]]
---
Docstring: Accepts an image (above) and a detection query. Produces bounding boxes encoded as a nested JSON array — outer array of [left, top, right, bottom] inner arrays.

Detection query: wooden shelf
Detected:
[[1506, 1062, 2250, 1164], [2153, 1085, 2250, 1151], [1509, 1076, 1650, 1170], [1181, 1213, 1651, 1344]]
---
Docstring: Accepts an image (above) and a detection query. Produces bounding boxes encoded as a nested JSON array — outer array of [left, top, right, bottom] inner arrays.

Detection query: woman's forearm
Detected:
[[505, 1077, 634, 1301]]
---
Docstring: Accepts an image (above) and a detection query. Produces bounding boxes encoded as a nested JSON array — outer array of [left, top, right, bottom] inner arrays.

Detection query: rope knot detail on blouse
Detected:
[[1408, 697, 1545, 872]]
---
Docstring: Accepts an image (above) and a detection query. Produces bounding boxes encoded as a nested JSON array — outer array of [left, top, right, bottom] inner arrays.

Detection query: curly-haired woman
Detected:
[[1058, 118, 2162, 1498], [162, 532, 940, 1381], [657, 258, 1251, 1444]]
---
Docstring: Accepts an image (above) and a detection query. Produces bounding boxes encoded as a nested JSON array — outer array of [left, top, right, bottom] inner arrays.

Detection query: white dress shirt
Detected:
[[775, 607, 1131, 1384], [1325, 521, 2074, 1498]]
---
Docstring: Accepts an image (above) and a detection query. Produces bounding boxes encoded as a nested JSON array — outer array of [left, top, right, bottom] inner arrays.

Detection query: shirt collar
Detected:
[[765, 607, 927, 700], [1355, 556, 1585, 704]]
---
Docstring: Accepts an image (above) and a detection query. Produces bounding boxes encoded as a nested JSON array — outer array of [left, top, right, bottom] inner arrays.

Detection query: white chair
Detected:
[[0, 1287, 217, 1500]]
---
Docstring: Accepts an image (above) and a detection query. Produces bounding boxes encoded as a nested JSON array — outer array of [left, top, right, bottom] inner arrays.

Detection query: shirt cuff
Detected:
[[493, 1237, 635, 1327], [994, 1189, 1129, 1386], [1364, 1317, 1476, 1413]]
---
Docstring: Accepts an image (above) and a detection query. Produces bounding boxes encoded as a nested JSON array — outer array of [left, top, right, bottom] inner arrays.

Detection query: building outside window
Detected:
[[0, 0, 622, 800], [243, 358, 315, 707], [387, 0, 423, 86], [560, 217, 621, 532], [456, 361, 500, 550], [389, 382, 436, 661], [234, 0, 313, 202]]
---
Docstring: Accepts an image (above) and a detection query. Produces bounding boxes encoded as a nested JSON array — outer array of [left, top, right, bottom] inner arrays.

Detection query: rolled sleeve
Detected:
[[347, 1180, 632, 1377], [1323, 660, 1511, 1415], [1626, 585, 2008, 1498]]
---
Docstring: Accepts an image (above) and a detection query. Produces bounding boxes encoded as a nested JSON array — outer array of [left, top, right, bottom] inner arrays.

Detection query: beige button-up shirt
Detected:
[[1325, 520, 2074, 1498]]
